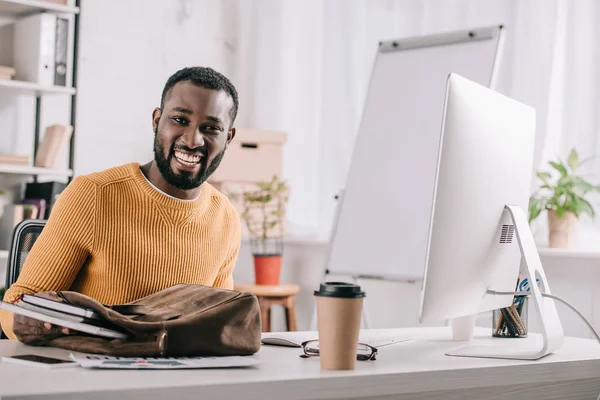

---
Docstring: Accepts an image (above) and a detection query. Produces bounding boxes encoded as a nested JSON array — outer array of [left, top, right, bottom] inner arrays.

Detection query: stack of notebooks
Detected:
[[0, 199, 46, 249], [0, 65, 15, 80], [0, 294, 128, 339], [0, 155, 29, 166]]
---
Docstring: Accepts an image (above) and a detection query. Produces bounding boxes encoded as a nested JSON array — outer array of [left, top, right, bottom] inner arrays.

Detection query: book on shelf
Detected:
[[0, 204, 24, 249], [25, 181, 66, 217], [21, 204, 39, 220], [0, 203, 42, 249], [13, 13, 69, 87], [0, 155, 30, 166], [34, 124, 73, 169], [0, 65, 15, 81], [21, 199, 46, 220]]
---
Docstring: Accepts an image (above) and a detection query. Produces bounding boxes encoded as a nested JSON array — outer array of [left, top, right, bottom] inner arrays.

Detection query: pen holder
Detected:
[[492, 295, 528, 338]]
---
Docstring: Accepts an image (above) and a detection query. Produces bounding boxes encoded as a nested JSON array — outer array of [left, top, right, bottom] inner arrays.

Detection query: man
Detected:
[[0, 66, 241, 343]]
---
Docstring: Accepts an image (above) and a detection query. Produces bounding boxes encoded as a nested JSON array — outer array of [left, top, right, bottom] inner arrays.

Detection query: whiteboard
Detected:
[[326, 26, 505, 280]]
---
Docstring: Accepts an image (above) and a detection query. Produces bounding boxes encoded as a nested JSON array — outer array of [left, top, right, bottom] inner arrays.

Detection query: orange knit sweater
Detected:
[[0, 162, 241, 339]]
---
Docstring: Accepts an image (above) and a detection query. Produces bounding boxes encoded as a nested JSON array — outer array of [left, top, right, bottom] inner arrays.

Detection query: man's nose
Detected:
[[182, 128, 205, 149]]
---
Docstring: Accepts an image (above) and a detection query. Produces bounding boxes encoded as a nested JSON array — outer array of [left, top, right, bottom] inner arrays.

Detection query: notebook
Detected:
[[261, 329, 412, 348], [0, 300, 128, 340]]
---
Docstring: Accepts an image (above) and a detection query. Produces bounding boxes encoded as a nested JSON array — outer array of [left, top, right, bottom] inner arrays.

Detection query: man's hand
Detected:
[[12, 292, 71, 345]]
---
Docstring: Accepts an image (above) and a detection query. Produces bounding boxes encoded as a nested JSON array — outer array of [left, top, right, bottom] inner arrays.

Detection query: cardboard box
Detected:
[[211, 181, 288, 238], [210, 129, 286, 183]]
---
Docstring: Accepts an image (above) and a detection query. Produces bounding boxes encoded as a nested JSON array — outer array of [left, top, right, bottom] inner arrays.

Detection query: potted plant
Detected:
[[239, 176, 289, 285], [528, 149, 600, 248]]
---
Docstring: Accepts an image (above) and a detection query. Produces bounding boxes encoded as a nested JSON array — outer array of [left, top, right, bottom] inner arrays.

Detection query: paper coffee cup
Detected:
[[314, 282, 365, 370]]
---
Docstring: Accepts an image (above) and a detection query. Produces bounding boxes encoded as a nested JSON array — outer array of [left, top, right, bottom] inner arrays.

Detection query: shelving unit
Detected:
[[538, 247, 600, 260], [0, 164, 72, 176], [0, 0, 80, 266], [0, 78, 76, 95], [0, 0, 80, 174]]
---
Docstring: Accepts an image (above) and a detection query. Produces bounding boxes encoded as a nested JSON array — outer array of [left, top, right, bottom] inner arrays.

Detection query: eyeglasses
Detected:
[[299, 340, 378, 361]]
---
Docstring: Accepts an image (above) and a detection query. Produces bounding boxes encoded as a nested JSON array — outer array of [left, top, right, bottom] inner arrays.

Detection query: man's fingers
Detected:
[[11, 295, 72, 343], [13, 315, 65, 337]]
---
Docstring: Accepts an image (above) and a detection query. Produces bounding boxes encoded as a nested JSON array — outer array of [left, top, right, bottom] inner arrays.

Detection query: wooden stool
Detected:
[[234, 283, 300, 332]]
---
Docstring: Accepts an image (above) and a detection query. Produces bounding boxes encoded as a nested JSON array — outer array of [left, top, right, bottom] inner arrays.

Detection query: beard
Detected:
[[153, 129, 226, 190]]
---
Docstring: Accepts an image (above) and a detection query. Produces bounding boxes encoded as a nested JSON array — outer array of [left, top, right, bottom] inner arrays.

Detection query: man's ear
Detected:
[[227, 127, 236, 144], [152, 108, 162, 133]]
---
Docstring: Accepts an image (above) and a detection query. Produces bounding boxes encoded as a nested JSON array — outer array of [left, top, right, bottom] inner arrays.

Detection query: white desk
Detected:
[[0, 327, 599, 400]]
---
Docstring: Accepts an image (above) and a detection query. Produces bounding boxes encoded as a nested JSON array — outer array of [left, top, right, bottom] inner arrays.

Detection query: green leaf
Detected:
[[528, 198, 542, 223], [578, 197, 595, 218], [565, 192, 580, 216], [536, 172, 552, 186], [549, 161, 568, 177], [573, 177, 595, 193], [567, 149, 579, 170]]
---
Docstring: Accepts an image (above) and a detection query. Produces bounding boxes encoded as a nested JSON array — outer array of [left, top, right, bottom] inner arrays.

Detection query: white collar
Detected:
[[140, 168, 201, 202]]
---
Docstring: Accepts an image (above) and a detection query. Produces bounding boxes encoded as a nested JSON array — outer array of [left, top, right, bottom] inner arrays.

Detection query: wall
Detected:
[[73, 0, 597, 244], [74, 0, 238, 175]]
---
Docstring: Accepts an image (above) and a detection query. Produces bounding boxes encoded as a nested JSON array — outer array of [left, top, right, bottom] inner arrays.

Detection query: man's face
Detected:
[[152, 81, 235, 190]]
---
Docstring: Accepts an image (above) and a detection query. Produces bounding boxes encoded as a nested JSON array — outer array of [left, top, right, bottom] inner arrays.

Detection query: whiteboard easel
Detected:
[[310, 25, 505, 330]]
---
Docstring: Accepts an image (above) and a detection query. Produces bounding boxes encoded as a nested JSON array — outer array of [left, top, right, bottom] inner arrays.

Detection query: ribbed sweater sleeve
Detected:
[[212, 206, 241, 290], [0, 176, 97, 338]]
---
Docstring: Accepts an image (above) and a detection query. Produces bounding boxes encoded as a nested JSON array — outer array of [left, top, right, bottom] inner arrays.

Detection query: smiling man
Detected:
[[0, 67, 241, 342]]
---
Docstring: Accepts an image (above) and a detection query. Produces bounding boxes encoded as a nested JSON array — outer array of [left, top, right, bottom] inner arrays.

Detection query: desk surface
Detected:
[[1, 327, 599, 400]]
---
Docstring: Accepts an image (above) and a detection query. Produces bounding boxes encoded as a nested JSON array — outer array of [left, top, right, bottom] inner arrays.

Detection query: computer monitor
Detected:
[[419, 73, 564, 360]]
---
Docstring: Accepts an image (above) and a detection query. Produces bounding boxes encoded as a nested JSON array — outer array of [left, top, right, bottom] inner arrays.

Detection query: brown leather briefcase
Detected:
[[41, 283, 262, 357]]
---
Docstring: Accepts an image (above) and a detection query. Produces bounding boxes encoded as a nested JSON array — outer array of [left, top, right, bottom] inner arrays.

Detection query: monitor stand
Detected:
[[446, 204, 564, 360]]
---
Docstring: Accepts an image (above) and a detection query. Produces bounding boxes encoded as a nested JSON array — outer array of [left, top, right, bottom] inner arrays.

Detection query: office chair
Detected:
[[1, 219, 46, 339]]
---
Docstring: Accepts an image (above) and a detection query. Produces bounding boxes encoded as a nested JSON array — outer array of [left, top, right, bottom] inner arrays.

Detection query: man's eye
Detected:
[[203, 126, 221, 132], [172, 117, 188, 125]]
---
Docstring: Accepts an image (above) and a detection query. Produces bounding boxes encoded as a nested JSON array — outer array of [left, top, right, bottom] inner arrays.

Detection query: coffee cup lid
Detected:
[[314, 282, 365, 298]]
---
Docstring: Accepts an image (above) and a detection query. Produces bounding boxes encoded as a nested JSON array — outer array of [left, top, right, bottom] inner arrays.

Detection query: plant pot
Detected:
[[253, 255, 282, 285], [547, 210, 579, 249]]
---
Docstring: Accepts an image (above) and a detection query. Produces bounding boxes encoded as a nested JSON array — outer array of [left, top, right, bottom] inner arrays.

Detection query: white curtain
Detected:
[[232, 0, 600, 246]]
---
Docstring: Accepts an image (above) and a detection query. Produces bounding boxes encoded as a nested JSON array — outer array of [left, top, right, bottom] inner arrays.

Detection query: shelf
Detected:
[[0, 164, 72, 176], [241, 234, 329, 246], [0, 79, 76, 95], [0, 0, 79, 16], [537, 247, 600, 260]]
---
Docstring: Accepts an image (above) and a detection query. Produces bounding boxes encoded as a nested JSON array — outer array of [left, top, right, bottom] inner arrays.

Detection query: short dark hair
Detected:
[[160, 66, 239, 126]]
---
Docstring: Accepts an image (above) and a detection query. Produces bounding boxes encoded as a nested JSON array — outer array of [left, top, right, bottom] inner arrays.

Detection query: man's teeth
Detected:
[[175, 151, 202, 164]]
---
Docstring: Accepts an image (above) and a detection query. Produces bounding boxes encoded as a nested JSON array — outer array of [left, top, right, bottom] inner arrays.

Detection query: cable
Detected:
[[487, 290, 600, 345], [490, 289, 600, 400]]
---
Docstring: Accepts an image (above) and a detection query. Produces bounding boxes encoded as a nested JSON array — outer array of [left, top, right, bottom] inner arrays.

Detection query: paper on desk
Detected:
[[69, 353, 259, 369]]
